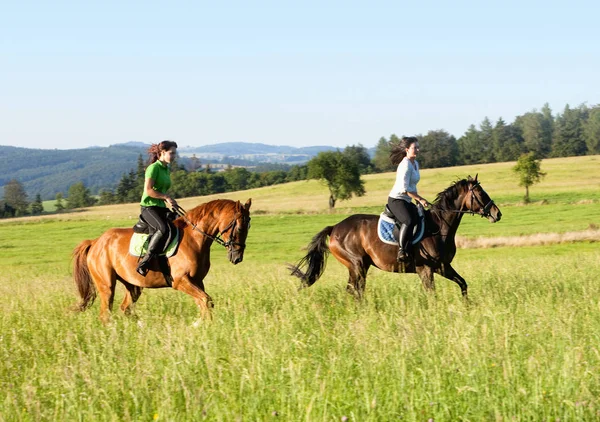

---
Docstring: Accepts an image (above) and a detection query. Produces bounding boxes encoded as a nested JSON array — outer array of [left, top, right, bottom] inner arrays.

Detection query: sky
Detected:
[[1, 0, 598, 150]]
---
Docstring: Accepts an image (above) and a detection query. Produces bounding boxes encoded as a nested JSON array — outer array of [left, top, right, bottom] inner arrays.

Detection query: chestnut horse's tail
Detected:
[[72, 239, 97, 312], [288, 225, 333, 288]]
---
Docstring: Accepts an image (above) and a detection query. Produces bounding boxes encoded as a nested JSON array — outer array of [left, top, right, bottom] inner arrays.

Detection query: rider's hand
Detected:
[[165, 196, 177, 209], [420, 198, 429, 208]]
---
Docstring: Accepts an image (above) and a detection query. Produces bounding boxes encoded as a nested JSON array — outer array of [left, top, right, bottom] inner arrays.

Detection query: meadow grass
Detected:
[[1, 156, 599, 421], [1, 241, 599, 421]]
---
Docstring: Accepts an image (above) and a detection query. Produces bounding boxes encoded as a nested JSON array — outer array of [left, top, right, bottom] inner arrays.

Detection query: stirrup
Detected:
[[136, 263, 150, 277], [397, 249, 410, 263]]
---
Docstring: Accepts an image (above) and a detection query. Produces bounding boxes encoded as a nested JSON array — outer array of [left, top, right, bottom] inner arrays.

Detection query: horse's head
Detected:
[[464, 175, 502, 222], [220, 198, 252, 265]]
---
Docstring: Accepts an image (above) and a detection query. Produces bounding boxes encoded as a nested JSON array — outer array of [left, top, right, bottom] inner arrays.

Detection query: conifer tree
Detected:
[[30, 193, 44, 215]]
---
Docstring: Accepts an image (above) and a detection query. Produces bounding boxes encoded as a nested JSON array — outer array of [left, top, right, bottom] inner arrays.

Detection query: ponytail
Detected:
[[147, 140, 178, 164], [390, 136, 418, 166]]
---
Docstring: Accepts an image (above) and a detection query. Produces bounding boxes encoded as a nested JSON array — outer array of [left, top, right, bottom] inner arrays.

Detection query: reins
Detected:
[[172, 204, 241, 249], [430, 181, 495, 218]]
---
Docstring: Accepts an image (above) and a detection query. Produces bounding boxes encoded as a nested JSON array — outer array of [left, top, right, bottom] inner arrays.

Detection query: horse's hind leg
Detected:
[[119, 279, 143, 315], [341, 259, 370, 299], [416, 265, 436, 292], [330, 241, 370, 299], [437, 263, 468, 298], [89, 265, 117, 324]]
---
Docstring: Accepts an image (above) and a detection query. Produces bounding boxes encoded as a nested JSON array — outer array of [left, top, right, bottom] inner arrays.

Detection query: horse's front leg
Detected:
[[173, 275, 214, 320], [416, 265, 435, 292], [437, 263, 468, 299]]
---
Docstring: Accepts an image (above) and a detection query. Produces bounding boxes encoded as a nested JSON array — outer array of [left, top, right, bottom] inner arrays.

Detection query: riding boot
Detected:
[[397, 224, 412, 262], [136, 233, 164, 276]]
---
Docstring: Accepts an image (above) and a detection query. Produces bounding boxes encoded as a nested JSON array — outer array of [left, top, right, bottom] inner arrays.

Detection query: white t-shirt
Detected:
[[388, 157, 420, 202]]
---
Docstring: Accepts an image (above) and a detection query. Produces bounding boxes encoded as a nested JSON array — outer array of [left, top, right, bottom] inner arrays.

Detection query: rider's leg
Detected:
[[136, 207, 170, 277], [387, 197, 417, 262], [136, 230, 166, 276]]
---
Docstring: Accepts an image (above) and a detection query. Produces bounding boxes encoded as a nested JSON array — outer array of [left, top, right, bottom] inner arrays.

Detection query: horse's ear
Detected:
[[244, 198, 252, 210], [474, 173, 478, 182], [467, 175, 473, 181]]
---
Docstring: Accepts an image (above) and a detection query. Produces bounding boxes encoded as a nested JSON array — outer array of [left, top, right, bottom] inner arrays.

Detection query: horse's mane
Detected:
[[183, 199, 238, 225], [431, 179, 469, 212]]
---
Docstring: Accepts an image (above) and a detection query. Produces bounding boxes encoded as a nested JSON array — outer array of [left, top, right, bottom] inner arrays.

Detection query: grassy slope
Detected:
[[11, 155, 600, 239]]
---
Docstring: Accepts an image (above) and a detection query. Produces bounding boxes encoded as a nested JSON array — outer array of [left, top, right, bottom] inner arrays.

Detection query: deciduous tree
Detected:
[[372, 136, 395, 172], [513, 152, 546, 203], [3, 179, 29, 216], [67, 182, 96, 209], [419, 129, 458, 168], [343, 144, 373, 174], [307, 150, 365, 209]]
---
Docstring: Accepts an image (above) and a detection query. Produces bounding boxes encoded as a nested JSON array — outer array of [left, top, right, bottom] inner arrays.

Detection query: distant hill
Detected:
[[0, 142, 339, 200], [179, 142, 338, 164], [0, 144, 149, 200]]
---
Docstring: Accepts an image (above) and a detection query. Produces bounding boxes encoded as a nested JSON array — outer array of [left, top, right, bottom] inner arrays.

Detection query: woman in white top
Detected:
[[387, 136, 431, 262]]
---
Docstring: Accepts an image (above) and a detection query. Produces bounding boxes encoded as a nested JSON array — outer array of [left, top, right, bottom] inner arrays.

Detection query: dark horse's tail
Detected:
[[72, 239, 97, 311], [288, 226, 334, 288]]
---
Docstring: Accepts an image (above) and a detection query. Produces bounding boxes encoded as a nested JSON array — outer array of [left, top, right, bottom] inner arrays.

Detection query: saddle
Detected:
[[129, 212, 181, 258], [377, 204, 439, 246], [132, 210, 179, 235]]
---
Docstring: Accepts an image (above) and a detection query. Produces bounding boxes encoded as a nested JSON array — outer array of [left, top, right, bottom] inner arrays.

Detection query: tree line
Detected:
[[373, 103, 600, 171], [1, 101, 598, 217]]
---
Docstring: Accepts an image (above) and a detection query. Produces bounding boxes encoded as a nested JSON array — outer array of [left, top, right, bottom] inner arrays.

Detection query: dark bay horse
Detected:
[[73, 199, 251, 322], [289, 176, 501, 299]]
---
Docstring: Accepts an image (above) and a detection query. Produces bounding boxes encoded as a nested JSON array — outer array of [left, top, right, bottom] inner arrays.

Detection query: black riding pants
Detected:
[[140, 206, 173, 254], [387, 197, 418, 232]]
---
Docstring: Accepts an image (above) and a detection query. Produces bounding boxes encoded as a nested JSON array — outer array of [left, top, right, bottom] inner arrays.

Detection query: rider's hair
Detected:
[[147, 140, 178, 164], [389, 136, 419, 166]]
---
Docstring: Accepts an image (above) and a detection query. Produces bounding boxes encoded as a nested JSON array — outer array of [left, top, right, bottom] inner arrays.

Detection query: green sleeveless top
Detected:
[[140, 161, 171, 207]]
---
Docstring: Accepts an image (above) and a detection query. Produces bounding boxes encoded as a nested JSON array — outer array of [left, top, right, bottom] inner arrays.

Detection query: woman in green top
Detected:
[[136, 140, 179, 276]]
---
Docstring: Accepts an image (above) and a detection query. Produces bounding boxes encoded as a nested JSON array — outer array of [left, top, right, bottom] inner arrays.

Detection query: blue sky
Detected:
[[1, 0, 598, 150]]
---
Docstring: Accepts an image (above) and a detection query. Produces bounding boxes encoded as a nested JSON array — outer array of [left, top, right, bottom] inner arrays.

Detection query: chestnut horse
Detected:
[[289, 176, 501, 299], [73, 198, 252, 322]]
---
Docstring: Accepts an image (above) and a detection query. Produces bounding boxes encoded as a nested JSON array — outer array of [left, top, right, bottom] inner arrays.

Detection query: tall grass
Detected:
[[1, 247, 599, 420]]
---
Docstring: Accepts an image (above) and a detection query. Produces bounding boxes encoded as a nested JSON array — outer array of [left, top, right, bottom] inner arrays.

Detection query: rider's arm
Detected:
[[144, 178, 177, 207], [404, 160, 429, 207], [406, 191, 430, 207]]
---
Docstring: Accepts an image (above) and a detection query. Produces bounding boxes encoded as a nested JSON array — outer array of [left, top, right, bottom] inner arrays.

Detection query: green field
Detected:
[[1, 156, 600, 420]]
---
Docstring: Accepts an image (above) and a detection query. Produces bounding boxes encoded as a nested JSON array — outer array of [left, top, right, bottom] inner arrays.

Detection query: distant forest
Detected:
[[1, 101, 599, 217]]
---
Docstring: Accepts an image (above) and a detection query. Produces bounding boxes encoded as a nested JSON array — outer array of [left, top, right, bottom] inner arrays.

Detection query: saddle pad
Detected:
[[377, 213, 398, 246], [129, 230, 180, 258], [377, 212, 426, 246]]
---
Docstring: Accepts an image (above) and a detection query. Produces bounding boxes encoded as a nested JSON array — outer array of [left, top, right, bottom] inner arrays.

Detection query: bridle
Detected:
[[172, 205, 247, 250], [467, 181, 496, 218], [431, 181, 495, 218]]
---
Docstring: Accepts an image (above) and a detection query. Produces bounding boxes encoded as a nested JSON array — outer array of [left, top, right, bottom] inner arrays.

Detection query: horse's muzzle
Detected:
[[228, 250, 244, 265], [488, 208, 502, 223]]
